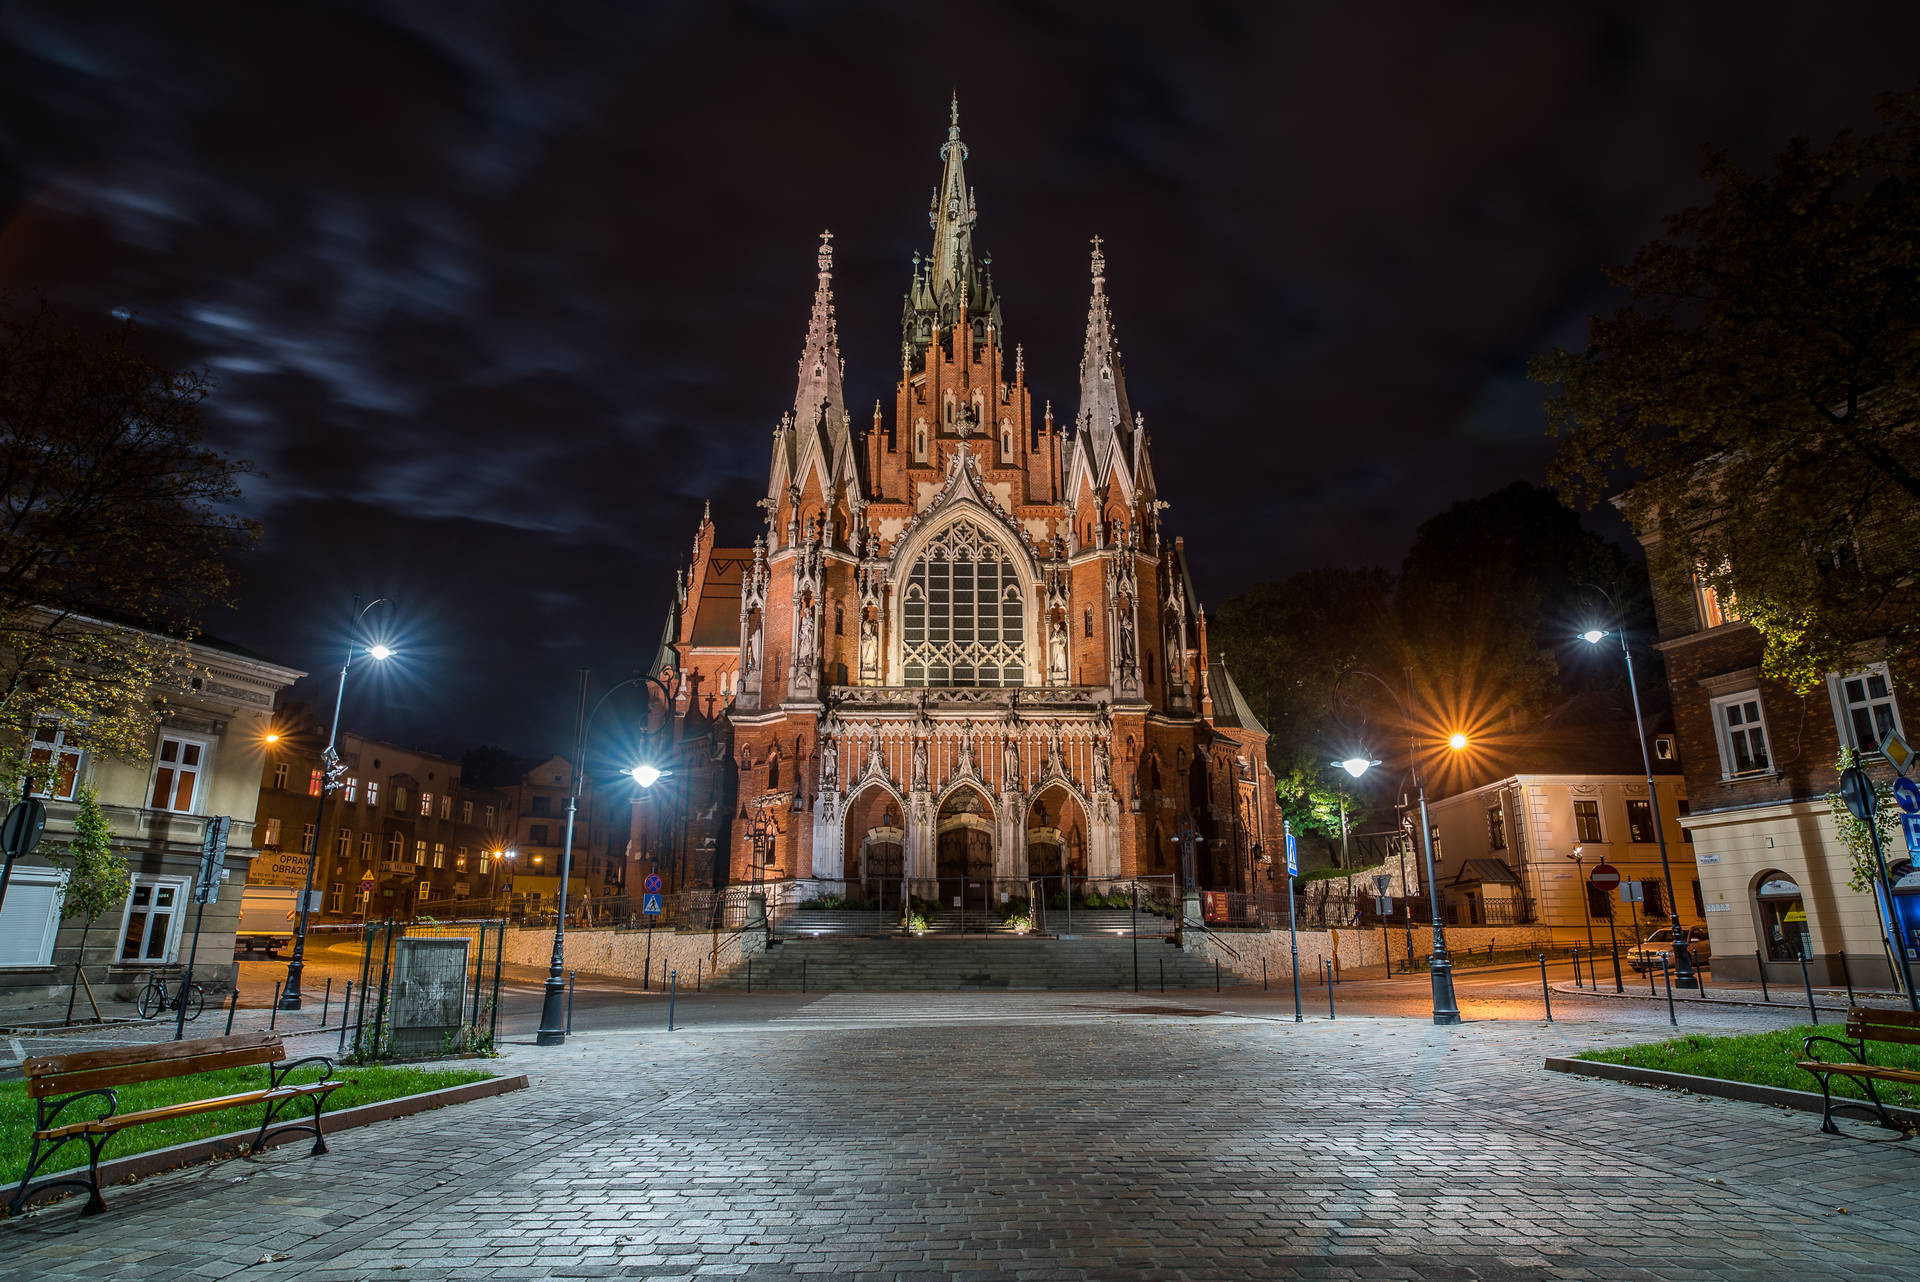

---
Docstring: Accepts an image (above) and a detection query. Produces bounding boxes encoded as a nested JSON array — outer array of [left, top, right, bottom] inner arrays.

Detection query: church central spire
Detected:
[[901, 96, 1003, 373], [1076, 234, 1135, 465]]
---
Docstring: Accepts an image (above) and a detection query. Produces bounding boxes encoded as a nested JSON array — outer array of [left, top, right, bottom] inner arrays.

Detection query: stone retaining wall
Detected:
[[1187, 922, 1558, 982], [503, 926, 759, 987]]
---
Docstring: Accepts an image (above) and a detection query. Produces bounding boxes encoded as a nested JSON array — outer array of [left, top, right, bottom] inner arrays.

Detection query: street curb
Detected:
[[1544, 1056, 1920, 1128], [6, 1072, 530, 1216], [1548, 980, 1894, 1014]]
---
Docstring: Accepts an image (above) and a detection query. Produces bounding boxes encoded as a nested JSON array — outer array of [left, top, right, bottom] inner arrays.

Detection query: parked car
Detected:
[[1628, 925, 1711, 973]]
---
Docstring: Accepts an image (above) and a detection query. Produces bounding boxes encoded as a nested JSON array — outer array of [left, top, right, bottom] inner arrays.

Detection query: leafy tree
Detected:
[[1396, 482, 1648, 731], [43, 785, 129, 1023], [0, 306, 256, 791], [1535, 90, 1920, 693]]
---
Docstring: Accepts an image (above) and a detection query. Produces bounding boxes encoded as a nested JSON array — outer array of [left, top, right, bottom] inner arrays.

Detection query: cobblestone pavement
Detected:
[[6, 986, 1917, 1281]]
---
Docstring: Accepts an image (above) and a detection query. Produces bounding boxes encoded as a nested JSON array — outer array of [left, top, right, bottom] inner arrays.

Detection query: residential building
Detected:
[[251, 710, 512, 919], [1419, 693, 1694, 945], [1627, 519, 1919, 987], [0, 633, 301, 1010], [499, 755, 599, 915]]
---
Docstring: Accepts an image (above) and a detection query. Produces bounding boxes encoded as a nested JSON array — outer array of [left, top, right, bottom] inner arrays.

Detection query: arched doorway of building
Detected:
[[1755, 871, 1810, 963], [1187, 755, 1219, 887], [1026, 784, 1089, 901], [843, 785, 906, 910], [937, 785, 995, 911]]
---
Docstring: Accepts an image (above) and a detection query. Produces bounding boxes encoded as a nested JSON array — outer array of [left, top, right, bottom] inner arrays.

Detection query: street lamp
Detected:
[[281, 596, 395, 1010], [537, 668, 671, 1047], [1332, 668, 1468, 1025], [1579, 598, 1696, 989]]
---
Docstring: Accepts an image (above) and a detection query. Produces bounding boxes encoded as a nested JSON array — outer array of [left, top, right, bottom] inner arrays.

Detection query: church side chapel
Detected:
[[649, 102, 1279, 907]]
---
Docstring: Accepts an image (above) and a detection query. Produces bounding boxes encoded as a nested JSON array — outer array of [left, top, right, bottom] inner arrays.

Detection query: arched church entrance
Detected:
[[936, 786, 995, 911], [844, 785, 906, 911], [1026, 784, 1089, 902]]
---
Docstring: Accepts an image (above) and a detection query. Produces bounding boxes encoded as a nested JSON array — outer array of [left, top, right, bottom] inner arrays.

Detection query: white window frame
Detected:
[[148, 731, 212, 815], [308, 767, 324, 797], [272, 761, 289, 790], [116, 875, 189, 965], [432, 841, 445, 869], [366, 780, 380, 808], [359, 832, 373, 862], [440, 795, 451, 820], [344, 776, 358, 803], [0, 865, 67, 968], [461, 800, 473, 823], [1710, 690, 1774, 779], [420, 791, 433, 817], [327, 882, 345, 913], [262, 817, 281, 848], [387, 831, 404, 861], [302, 822, 316, 853], [335, 828, 352, 859], [1830, 662, 1903, 755]]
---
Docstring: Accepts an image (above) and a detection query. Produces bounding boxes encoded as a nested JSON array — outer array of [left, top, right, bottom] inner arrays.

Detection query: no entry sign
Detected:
[[1587, 862, 1622, 891]]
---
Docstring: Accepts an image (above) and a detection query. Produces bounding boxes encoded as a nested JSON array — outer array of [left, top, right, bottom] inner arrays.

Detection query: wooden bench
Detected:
[[9, 1032, 341, 1216], [1796, 1006, 1920, 1134]]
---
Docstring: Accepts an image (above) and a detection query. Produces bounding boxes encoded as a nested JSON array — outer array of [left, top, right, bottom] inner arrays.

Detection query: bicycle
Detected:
[[136, 971, 205, 1021]]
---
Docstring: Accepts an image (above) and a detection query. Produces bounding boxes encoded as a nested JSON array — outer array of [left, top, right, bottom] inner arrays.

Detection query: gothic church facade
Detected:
[[650, 105, 1278, 902]]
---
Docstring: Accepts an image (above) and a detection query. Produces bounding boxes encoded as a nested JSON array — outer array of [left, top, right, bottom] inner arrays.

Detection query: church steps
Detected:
[[708, 935, 1225, 991]]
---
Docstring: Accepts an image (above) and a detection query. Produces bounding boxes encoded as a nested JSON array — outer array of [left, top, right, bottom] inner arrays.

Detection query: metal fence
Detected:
[[347, 918, 506, 1062]]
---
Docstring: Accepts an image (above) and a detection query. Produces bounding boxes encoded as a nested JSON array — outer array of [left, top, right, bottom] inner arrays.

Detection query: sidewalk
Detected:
[[1553, 974, 1913, 1015]]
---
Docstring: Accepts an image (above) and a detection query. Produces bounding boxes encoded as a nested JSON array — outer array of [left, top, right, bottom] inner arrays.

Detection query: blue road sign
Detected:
[[1904, 812, 1920, 855], [1895, 776, 1920, 816], [643, 872, 663, 894], [1285, 828, 1298, 876], [642, 892, 664, 915]]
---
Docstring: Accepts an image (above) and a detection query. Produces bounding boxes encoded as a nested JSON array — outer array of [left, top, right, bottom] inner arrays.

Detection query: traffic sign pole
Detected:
[[1285, 822, 1301, 1023], [1840, 765, 1919, 1011]]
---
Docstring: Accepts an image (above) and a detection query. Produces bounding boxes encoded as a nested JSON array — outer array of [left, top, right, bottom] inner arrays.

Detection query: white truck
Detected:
[[234, 884, 301, 955]]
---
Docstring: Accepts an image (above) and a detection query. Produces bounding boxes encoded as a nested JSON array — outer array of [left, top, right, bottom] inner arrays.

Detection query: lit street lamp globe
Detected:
[[629, 764, 662, 788]]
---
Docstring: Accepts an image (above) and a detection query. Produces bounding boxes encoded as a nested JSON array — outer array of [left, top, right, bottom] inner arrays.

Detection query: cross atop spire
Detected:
[[1090, 233, 1105, 284]]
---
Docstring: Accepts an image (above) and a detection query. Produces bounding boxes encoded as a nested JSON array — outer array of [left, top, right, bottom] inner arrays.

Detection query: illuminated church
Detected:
[[645, 102, 1279, 904]]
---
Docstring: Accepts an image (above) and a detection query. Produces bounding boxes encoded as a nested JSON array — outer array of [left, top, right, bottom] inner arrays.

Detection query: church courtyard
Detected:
[[6, 985, 1915, 1280]]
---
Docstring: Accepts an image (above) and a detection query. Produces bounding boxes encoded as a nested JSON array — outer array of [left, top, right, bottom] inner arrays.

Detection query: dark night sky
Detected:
[[4, 2, 1917, 758]]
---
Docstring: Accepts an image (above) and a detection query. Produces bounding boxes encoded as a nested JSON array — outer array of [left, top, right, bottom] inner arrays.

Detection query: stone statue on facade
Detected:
[[860, 607, 879, 676], [912, 735, 929, 791], [1002, 729, 1021, 792], [1048, 613, 1068, 684]]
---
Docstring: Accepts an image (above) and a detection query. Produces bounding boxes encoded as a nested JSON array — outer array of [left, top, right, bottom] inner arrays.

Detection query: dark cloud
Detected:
[[4, 1, 1917, 752]]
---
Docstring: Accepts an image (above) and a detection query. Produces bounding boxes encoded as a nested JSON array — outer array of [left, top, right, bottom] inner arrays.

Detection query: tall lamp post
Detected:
[[1334, 668, 1467, 1025], [280, 597, 394, 1010], [537, 668, 672, 1047], [1581, 605, 1697, 988]]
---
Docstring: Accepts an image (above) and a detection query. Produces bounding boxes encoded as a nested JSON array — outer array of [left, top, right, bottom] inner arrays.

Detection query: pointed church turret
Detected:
[[1075, 235, 1136, 471], [777, 230, 859, 507]]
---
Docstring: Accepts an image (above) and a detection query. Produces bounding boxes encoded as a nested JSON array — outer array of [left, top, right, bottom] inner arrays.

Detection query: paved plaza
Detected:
[[4, 981, 1918, 1281]]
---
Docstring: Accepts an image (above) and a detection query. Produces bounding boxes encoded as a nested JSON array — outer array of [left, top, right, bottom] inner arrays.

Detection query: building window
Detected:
[[1711, 692, 1772, 777], [360, 832, 374, 861], [328, 882, 345, 913], [531, 795, 551, 817], [1486, 805, 1506, 851], [150, 733, 207, 813], [483, 805, 495, 826], [1573, 800, 1603, 844], [1836, 663, 1902, 754], [529, 824, 549, 845], [272, 761, 289, 790], [835, 605, 844, 637], [335, 828, 352, 858], [119, 879, 184, 962], [768, 757, 780, 788], [302, 822, 316, 854], [1626, 799, 1655, 844], [344, 776, 358, 803], [1652, 736, 1675, 761], [462, 800, 473, 824], [415, 839, 428, 865], [456, 846, 468, 872], [0, 866, 66, 966], [433, 842, 446, 869], [366, 780, 380, 808], [1694, 567, 1739, 630], [262, 817, 281, 847], [901, 518, 1027, 688], [1585, 883, 1614, 921], [388, 831, 404, 861], [1084, 608, 1094, 638], [420, 792, 433, 816], [1638, 879, 1666, 917], [394, 786, 408, 812]]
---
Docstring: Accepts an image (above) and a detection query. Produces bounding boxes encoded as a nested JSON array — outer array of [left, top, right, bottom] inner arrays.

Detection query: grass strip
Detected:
[[1577, 1024, 1920, 1108], [3, 1063, 492, 1175]]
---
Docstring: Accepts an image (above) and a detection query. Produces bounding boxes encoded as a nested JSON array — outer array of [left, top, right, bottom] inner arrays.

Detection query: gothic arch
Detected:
[[889, 504, 1040, 687]]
